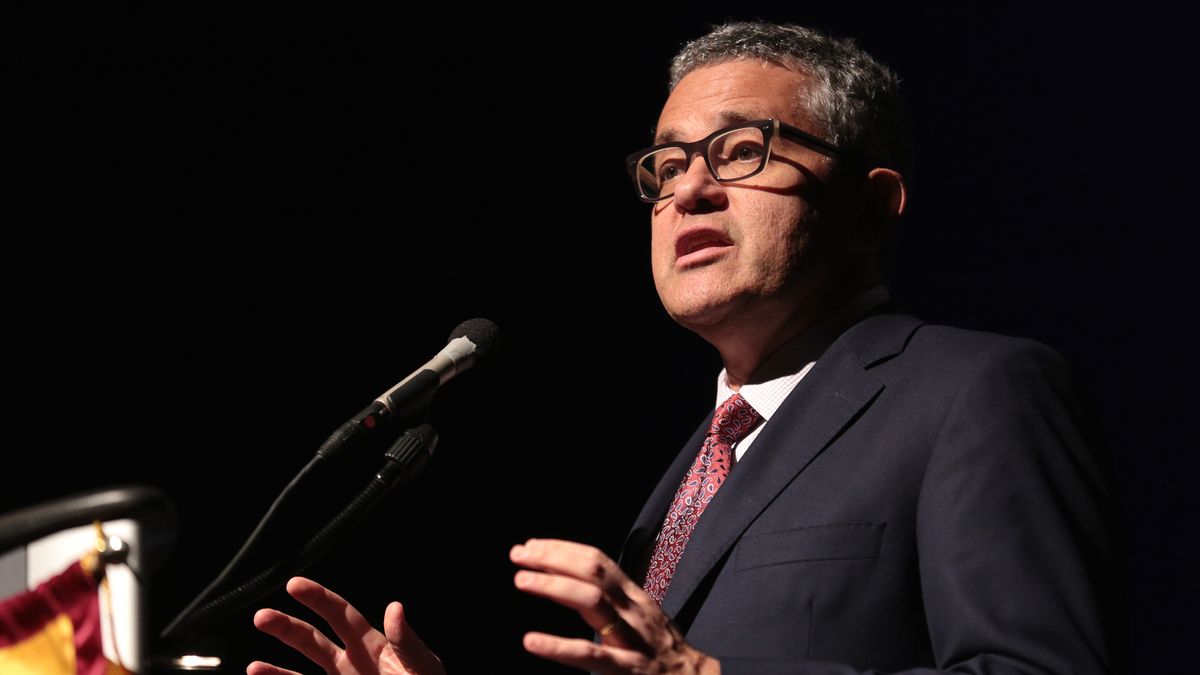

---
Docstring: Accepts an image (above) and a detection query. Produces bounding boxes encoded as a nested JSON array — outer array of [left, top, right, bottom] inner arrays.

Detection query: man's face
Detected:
[[649, 60, 857, 331]]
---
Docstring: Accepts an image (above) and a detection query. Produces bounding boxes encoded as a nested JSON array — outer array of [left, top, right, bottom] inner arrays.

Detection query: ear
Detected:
[[852, 167, 907, 254]]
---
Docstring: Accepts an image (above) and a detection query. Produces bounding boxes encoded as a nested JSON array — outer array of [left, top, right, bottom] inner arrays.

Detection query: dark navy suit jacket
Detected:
[[619, 313, 1123, 674]]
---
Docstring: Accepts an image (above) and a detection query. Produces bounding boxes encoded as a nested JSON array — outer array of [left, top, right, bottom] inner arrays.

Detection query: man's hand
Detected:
[[248, 576, 445, 675], [510, 538, 720, 675]]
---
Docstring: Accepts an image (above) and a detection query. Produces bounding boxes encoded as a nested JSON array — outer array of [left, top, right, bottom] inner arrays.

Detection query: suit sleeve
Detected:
[[718, 339, 1124, 675]]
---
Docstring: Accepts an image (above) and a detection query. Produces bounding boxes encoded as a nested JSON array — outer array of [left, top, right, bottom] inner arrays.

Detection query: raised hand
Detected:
[[510, 538, 719, 675], [248, 576, 444, 675]]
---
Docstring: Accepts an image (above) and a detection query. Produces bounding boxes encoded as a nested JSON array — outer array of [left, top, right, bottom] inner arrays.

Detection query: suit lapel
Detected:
[[655, 313, 924, 617]]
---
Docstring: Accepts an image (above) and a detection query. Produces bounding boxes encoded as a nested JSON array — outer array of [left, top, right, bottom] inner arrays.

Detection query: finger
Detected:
[[521, 631, 649, 674], [510, 539, 639, 599], [252, 608, 340, 670], [511, 539, 662, 641], [246, 661, 303, 675], [382, 601, 445, 675], [284, 576, 388, 653], [514, 570, 604, 614], [513, 570, 624, 635]]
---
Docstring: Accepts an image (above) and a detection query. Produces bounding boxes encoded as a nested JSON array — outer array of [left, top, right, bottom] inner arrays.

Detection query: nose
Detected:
[[671, 154, 728, 212]]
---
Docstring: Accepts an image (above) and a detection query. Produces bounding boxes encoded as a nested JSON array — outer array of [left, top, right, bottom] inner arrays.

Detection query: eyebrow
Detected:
[[653, 110, 759, 145]]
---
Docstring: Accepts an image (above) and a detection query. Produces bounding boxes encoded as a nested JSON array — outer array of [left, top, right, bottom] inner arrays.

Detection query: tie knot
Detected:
[[710, 393, 762, 444]]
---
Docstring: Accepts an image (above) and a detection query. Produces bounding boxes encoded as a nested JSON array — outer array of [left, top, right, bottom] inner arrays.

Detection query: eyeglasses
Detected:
[[625, 118, 845, 203]]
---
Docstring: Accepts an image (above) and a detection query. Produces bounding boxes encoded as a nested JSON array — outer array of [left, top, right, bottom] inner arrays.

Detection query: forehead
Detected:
[[655, 60, 813, 144]]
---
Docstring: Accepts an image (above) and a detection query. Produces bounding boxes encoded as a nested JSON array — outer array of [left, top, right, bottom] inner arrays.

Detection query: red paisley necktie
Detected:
[[643, 392, 763, 605]]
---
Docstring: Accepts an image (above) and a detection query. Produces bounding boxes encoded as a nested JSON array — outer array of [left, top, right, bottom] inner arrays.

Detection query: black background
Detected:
[[6, 4, 1197, 674]]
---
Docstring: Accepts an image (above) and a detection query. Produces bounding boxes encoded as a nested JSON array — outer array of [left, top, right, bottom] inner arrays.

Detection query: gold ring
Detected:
[[598, 618, 621, 636]]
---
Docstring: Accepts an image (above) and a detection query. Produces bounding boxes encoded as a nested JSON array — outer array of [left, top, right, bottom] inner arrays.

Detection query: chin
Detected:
[[663, 292, 740, 331]]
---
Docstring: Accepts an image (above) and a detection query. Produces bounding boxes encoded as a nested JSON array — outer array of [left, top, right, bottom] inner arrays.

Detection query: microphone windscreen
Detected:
[[449, 318, 500, 361]]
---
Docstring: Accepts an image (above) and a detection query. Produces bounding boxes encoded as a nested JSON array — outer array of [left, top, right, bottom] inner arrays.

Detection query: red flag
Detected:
[[0, 560, 130, 675]]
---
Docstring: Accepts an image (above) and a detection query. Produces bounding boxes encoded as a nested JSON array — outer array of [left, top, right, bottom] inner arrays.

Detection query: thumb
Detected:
[[383, 601, 445, 675]]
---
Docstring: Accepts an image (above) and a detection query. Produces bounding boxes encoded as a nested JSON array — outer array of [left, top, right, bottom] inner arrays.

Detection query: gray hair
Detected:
[[670, 22, 912, 178]]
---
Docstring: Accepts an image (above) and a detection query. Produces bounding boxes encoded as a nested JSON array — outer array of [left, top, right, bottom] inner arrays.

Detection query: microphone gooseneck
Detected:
[[161, 319, 496, 639], [164, 425, 440, 637]]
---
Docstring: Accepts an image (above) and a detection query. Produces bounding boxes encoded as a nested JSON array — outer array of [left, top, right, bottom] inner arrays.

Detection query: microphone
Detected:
[[316, 318, 499, 459], [374, 317, 499, 422], [162, 327, 495, 638]]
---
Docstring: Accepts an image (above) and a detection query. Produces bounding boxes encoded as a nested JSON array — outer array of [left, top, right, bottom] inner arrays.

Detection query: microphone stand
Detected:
[[161, 424, 438, 639], [160, 403, 393, 640]]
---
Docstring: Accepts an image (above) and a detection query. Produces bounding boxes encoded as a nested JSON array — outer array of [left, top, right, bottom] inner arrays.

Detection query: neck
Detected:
[[705, 274, 880, 390]]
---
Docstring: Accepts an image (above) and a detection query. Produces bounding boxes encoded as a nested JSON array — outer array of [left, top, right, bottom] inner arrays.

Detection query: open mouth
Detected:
[[675, 229, 733, 263], [682, 237, 728, 255]]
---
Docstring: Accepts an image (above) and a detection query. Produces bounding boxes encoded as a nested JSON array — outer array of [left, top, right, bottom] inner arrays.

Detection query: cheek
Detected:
[[650, 218, 673, 266], [744, 200, 812, 277], [741, 197, 803, 246]]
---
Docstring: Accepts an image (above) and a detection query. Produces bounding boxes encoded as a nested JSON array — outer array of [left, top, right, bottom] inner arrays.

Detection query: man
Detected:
[[248, 22, 1122, 674]]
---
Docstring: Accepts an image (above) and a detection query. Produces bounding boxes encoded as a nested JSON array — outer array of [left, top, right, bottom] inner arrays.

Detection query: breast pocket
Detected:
[[734, 522, 886, 570]]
